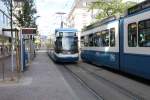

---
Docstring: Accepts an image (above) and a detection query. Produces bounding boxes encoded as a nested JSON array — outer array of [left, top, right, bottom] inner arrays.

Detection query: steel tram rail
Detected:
[[62, 64, 104, 100], [65, 63, 145, 100]]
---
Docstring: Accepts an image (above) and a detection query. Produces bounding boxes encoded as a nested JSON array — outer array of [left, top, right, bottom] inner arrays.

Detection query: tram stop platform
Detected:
[[0, 52, 99, 100]]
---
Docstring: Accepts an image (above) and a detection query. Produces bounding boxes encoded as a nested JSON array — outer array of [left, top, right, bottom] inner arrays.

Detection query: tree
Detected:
[[89, 0, 136, 20], [1, 0, 37, 27], [24, 0, 37, 27]]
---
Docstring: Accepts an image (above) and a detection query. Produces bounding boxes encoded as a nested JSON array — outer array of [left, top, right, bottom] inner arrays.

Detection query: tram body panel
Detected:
[[81, 20, 120, 69], [53, 52, 79, 62], [120, 8, 150, 79], [81, 49, 119, 69]]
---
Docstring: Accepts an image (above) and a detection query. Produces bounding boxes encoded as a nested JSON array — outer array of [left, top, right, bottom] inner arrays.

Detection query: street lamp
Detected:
[[56, 12, 66, 28]]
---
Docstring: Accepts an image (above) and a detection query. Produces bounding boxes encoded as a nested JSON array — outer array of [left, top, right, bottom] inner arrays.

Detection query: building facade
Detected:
[[67, 0, 145, 49], [0, 0, 12, 56], [67, 0, 97, 49], [0, 0, 11, 35], [67, 0, 97, 31], [0, 0, 23, 57], [67, 0, 144, 32]]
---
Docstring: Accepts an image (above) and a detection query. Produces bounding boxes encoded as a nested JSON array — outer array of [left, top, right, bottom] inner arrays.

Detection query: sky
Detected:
[[35, 0, 145, 36], [35, 0, 74, 36]]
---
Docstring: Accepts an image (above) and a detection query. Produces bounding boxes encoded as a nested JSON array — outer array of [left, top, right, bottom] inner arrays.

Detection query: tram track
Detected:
[[64, 63, 146, 100], [63, 64, 104, 100], [78, 63, 145, 100]]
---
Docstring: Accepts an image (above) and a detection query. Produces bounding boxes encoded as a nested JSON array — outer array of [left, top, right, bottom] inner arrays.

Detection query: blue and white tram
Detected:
[[120, 1, 150, 79], [81, 16, 120, 69], [51, 28, 79, 62], [81, 1, 150, 79]]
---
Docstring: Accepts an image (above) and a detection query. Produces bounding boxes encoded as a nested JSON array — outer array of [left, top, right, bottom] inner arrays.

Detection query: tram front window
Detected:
[[59, 32, 76, 37], [62, 37, 78, 53]]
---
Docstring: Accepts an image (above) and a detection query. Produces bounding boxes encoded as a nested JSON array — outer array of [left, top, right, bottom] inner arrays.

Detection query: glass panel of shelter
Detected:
[[0, 36, 11, 57]]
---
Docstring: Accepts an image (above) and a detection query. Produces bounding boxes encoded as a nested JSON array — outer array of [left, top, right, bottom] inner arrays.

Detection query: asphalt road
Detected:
[[0, 52, 150, 100], [65, 62, 150, 100], [0, 52, 99, 100]]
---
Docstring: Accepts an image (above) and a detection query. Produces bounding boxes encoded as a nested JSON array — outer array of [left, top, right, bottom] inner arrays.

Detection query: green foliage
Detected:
[[89, 0, 136, 20], [2, 0, 37, 27], [17, 0, 37, 27]]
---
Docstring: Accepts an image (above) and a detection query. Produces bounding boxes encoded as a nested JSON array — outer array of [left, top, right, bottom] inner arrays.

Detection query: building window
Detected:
[[3, 14, 5, 24], [83, 2, 87, 7], [6, 17, 8, 25], [138, 19, 150, 47], [0, 12, 2, 25], [128, 23, 137, 47], [110, 28, 115, 47]]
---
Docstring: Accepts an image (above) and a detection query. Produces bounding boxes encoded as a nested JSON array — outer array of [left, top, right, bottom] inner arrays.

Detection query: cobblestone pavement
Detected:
[[0, 52, 99, 100]]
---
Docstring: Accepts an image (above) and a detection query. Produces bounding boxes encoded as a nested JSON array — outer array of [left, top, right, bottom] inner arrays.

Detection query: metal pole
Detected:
[[2, 31, 5, 80], [30, 35, 32, 60], [10, 0, 14, 80], [28, 35, 31, 63], [15, 31, 20, 72], [20, 29, 24, 71], [2, 60, 5, 80], [56, 12, 66, 28]]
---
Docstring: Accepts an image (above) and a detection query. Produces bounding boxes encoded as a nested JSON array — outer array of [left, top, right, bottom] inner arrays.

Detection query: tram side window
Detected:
[[101, 29, 109, 47], [128, 23, 137, 47], [138, 19, 150, 47], [88, 34, 94, 47], [84, 36, 89, 47], [110, 28, 115, 47], [81, 36, 85, 47], [96, 32, 102, 47], [93, 33, 98, 47]]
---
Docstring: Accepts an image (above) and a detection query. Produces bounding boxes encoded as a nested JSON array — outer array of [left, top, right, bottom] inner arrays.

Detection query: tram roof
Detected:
[[82, 16, 118, 32], [55, 28, 78, 33], [127, 0, 150, 16]]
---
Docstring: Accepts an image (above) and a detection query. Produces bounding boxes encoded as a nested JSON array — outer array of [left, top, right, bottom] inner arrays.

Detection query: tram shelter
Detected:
[[21, 28, 36, 71], [2, 28, 20, 69]]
